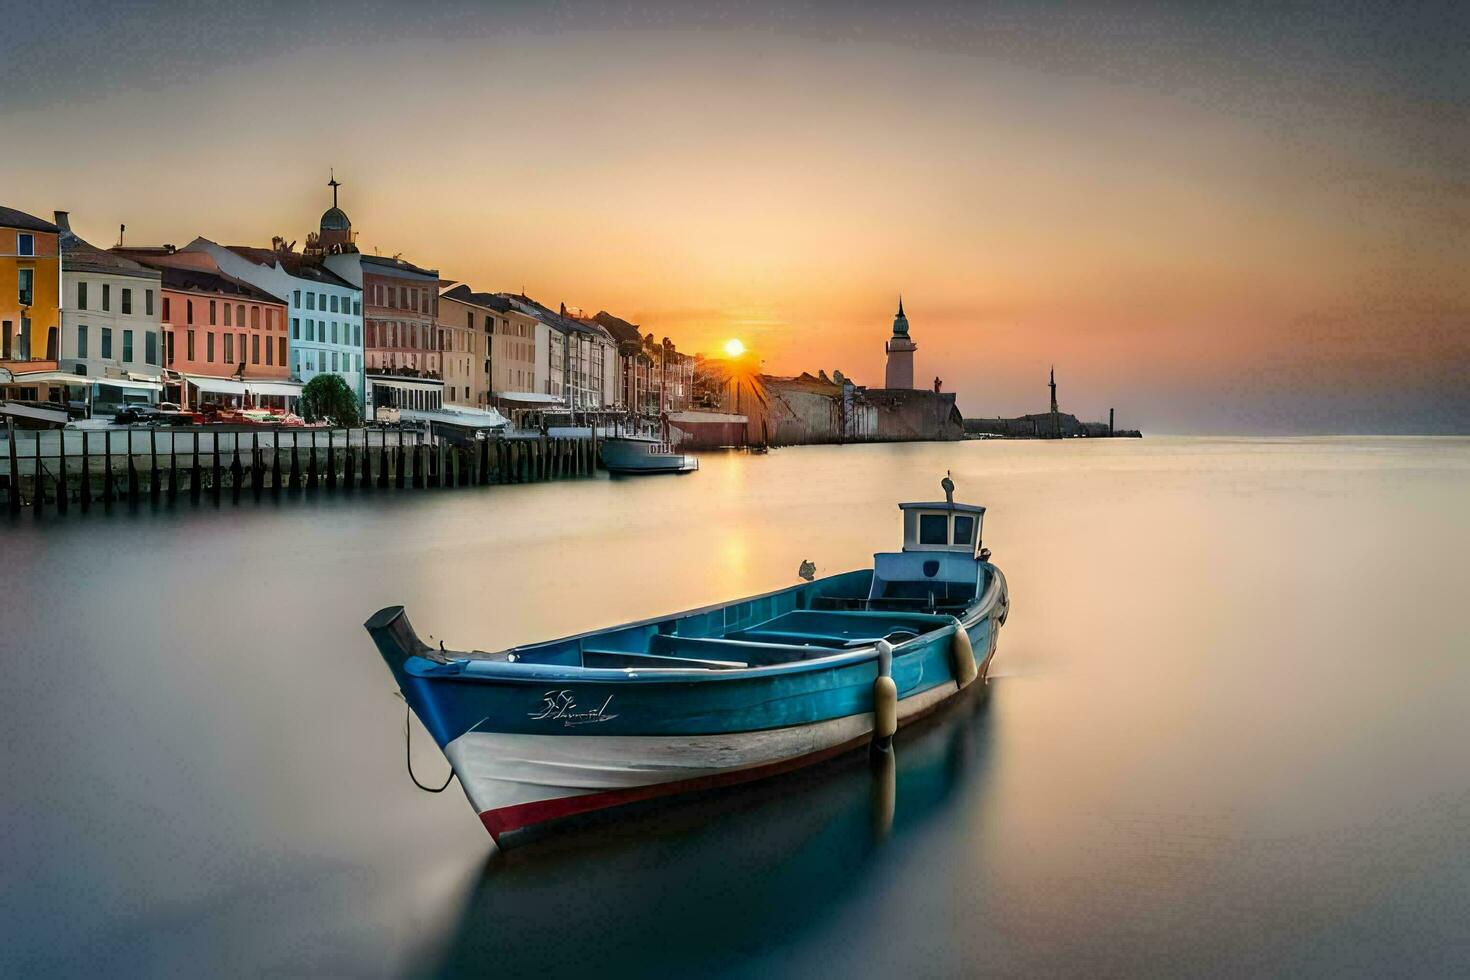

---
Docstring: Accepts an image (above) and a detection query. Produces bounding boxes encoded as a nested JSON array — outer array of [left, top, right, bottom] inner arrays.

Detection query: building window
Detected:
[[102, 284, 111, 311], [293, 289, 301, 307], [145, 331, 157, 365], [331, 321, 338, 344], [223, 333, 233, 364], [17, 233, 34, 256], [101, 327, 112, 358], [236, 304, 244, 327], [122, 288, 132, 315], [146, 289, 154, 316], [251, 306, 260, 329], [265, 333, 273, 365], [77, 324, 88, 359], [187, 330, 196, 361], [251, 334, 260, 364], [224, 303, 232, 326], [332, 351, 339, 372], [330, 295, 339, 313], [209, 300, 217, 325], [207, 331, 215, 363], [353, 323, 360, 347], [17, 268, 33, 306], [291, 317, 299, 339], [122, 329, 134, 362], [354, 299, 361, 316], [163, 296, 171, 322], [278, 337, 285, 367], [306, 292, 315, 311], [186, 299, 194, 324], [165, 331, 174, 365], [238, 332, 245, 362], [78, 281, 87, 310]]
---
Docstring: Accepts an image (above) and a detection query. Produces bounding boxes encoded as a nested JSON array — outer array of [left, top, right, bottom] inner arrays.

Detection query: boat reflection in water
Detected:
[[427, 682, 995, 977]]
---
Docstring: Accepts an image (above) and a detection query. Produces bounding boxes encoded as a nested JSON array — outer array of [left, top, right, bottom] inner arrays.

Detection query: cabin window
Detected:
[[919, 513, 949, 545], [953, 514, 975, 545]]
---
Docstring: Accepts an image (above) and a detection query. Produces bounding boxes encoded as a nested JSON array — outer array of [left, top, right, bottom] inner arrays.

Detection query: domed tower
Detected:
[[884, 296, 916, 389], [313, 171, 357, 254]]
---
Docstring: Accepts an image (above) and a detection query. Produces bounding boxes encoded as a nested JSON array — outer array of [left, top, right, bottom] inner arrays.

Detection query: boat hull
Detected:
[[599, 437, 698, 474], [458, 676, 971, 841], [367, 565, 1007, 846]]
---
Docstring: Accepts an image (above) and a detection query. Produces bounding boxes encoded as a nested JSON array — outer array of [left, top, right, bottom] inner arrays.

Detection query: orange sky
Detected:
[[3, 3, 1466, 431]]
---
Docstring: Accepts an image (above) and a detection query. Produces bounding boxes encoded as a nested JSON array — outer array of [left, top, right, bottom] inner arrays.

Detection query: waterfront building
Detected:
[[184, 237, 364, 407], [592, 310, 652, 413], [504, 296, 617, 410], [438, 284, 542, 411], [0, 206, 62, 398], [50, 211, 165, 411], [883, 297, 916, 389], [639, 333, 696, 413], [112, 248, 292, 410], [434, 283, 485, 408], [325, 252, 443, 413]]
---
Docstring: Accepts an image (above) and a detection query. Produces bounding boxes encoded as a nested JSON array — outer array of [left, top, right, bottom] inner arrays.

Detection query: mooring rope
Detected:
[[402, 699, 455, 793]]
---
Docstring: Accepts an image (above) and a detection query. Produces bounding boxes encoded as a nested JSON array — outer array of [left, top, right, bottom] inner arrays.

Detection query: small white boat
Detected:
[[600, 435, 698, 475]]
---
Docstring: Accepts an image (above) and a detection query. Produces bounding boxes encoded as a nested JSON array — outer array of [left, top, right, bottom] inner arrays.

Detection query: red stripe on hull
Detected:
[[476, 674, 984, 842]]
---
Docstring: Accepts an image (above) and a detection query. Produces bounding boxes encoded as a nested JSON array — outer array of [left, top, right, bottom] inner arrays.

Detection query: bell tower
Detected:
[[884, 296, 916, 389]]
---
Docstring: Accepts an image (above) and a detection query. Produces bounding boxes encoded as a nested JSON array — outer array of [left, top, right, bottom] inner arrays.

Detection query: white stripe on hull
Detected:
[[444, 680, 960, 816]]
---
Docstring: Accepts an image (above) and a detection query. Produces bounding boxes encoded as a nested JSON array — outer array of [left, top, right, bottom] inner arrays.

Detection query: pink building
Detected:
[[114, 248, 290, 409]]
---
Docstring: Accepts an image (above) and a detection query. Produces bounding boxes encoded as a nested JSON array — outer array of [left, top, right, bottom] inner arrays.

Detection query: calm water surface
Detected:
[[3, 437, 1468, 977]]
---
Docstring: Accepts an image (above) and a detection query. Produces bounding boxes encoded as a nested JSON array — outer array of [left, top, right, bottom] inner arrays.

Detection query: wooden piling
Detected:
[[149, 429, 160, 502], [191, 432, 201, 502], [55, 431, 68, 515], [4, 419, 17, 514], [359, 432, 371, 489], [126, 432, 139, 503], [213, 434, 223, 504], [271, 432, 282, 494], [167, 432, 178, 502], [230, 440, 243, 505], [103, 432, 115, 504], [252, 433, 263, 500], [326, 431, 336, 490], [80, 431, 92, 512], [33, 433, 45, 513]]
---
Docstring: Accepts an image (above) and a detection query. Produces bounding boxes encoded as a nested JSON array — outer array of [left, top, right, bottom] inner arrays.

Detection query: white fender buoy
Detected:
[[874, 675, 898, 739], [951, 625, 978, 688], [872, 638, 898, 748]]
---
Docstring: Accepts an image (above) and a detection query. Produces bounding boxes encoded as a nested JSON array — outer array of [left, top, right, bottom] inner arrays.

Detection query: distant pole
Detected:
[[1109, 407, 1115, 437]]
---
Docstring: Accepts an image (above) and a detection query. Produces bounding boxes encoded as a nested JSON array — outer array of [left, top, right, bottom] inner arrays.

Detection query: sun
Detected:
[[723, 338, 746, 358]]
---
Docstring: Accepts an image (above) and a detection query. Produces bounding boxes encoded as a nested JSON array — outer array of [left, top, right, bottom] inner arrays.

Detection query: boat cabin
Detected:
[[867, 501, 986, 611]]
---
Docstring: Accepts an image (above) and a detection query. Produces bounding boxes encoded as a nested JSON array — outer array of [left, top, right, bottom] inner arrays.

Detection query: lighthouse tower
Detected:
[[884, 297, 916, 389]]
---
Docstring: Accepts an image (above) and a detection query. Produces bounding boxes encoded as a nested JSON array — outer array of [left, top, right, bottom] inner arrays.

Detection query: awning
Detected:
[[2, 370, 162, 392], [368, 376, 444, 391], [493, 390, 562, 404], [185, 375, 249, 396], [402, 406, 510, 429], [243, 380, 304, 398]]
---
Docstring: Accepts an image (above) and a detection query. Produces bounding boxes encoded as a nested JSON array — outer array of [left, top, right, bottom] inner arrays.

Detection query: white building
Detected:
[[184, 238, 364, 407], [506, 295, 617, 409], [55, 211, 165, 410]]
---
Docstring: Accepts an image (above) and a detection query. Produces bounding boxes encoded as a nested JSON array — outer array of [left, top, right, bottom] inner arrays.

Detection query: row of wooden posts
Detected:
[[3, 427, 602, 516]]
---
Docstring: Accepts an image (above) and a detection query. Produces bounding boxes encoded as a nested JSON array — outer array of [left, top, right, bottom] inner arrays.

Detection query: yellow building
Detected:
[[2, 206, 62, 399]]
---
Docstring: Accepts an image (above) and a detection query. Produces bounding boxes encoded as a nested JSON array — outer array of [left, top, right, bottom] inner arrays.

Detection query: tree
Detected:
[[299, 373, 362, 427]]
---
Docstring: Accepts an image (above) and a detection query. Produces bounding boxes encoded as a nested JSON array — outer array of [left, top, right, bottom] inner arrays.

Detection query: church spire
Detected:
[[897, 294, 904, 318], [328, 168, 341, 208]]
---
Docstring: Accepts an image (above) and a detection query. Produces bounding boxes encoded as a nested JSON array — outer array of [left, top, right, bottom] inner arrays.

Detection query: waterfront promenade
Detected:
[[2, 425, 602, 513]]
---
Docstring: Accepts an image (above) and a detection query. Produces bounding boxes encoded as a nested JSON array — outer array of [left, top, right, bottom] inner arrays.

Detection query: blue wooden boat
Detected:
[[366, 482, 1009, 846]]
